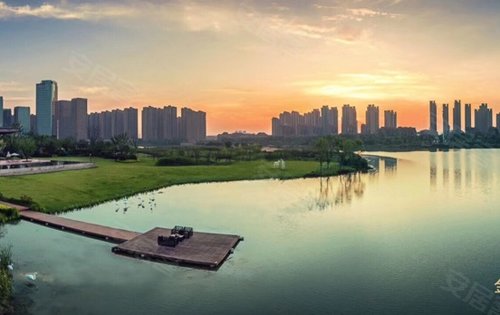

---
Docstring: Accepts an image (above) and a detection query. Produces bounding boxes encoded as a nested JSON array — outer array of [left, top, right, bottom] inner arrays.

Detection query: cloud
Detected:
[[296, 71, 437, 100], [0, 1, 134, 20], [78, 86, 110, 95], [347, 8, 399, 18], [0, 81, 28, 92]]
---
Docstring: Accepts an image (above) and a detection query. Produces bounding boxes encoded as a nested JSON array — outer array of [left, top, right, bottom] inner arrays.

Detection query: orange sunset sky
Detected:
[[1, 0, 500, 135]]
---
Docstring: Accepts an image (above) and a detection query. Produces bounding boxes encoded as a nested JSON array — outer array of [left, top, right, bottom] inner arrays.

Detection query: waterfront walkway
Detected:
[[1, 201, 241, 269], [20, 210, 141, 243]]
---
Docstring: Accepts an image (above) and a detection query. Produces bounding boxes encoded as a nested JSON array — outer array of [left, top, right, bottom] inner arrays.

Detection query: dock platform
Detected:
[[113, 227, 241, 269], [16, 208, 241, 269], [20, 210, 141, 243]]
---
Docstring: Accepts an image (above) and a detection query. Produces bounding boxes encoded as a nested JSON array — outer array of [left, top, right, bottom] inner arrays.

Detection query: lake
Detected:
[[2, 149, 500, 315]]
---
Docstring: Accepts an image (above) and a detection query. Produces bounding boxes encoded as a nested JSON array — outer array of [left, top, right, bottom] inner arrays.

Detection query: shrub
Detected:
[[0, 206, 19, 223], [0, 246, 12, 313], [156, 156, 201, 166]]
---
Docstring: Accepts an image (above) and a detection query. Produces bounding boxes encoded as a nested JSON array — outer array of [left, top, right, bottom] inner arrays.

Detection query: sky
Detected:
[[1, 0, 500, 135]]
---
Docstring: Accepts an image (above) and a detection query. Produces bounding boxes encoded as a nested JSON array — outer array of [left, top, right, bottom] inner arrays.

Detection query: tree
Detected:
[[315, 136, 340, 173], [111, 133, 136, 161], [16, 137, 37, 161]]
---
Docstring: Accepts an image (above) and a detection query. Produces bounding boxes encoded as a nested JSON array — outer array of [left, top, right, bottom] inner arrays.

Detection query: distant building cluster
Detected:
[[0, 80, 207, 143], [428, 100, 499, 136], [142, 106, 206, 143], [272, 106, 338, 137], [88, 108, 138, 141], [272, 104, 404, 136]]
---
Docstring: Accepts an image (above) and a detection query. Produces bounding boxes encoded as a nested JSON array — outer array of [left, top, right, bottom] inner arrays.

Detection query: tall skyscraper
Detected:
[[341, 104, 357, 135], [365, 104, 379, 134], [429, 100, 437, 133], [36, 80, 58, 136], [13, 106, 31, 133], [72, 98, 88, 141], [442, 104, 450, 136], [320, 106, 338, 135], [272, 117, 282, 136], [54, 100, 72, 139], [497, 113, 500, 131], [89, 107, 136, 141], [384, 110, 397, 129], [179, 107, 207, 143], [142, 106, 157, 142], [465, 103, 472, 133], [161, 106, 178, 141], [30, 114, 37, 133], [123, 107, 138, 140], [474, 103, 493, 134], [453, 99, 461, 132], [54, 98, 88, 140], [0, 96, 3, 128], [3, 109, 12, 128]]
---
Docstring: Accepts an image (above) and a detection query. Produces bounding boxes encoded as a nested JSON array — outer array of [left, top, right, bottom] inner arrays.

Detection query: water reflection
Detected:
[[384, 157, 397, 173], [453, 151, 462, 190], [430, 153, 437, 187], [312, 173, 366, 210], [429, 150, 498, 192], [364, 155, 398, 174]]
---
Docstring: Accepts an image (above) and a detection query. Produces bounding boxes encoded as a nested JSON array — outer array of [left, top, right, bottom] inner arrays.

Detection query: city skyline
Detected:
[[2, 82, 500, 137], [2, 1, 500, 134]]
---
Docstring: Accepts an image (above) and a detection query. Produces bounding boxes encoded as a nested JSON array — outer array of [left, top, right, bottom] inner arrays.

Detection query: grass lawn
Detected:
[[0, 157, 323, 213]]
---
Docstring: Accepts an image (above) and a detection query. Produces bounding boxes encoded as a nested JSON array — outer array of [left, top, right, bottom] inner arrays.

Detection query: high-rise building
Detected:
[[142, 106, 161, 142], [72, 98, 88, 141], [364, 104, 379, 134], [161, 106, 178, 141], [497, 113, 500, 131], [3, 109, 12, 128], [54, 98, 88, 140], [179, 107, 206, 143], [341, 104, 357, 135], [0, 96, 3, 128], [36, 80, 58, 136], [474, 103, 493, 134], [429, 100, 437, 133], [453, 99, 461, 132], [465, 103, 472, 133], [54, 100, 72, 139], [442, 104, 450, 136], [123, 107, 138, 140], [13, 106, 31, 133], [89, 107, 137, 141], [384, 110, 397, 129], [319, 106, 338, 135], [272, 117, 282, 136], [30, 114, 37, 133]]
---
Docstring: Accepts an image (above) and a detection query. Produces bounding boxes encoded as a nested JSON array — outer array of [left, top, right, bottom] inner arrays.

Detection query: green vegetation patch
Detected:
[[0, 205, 19, 223], [0, 157, 320, 213]]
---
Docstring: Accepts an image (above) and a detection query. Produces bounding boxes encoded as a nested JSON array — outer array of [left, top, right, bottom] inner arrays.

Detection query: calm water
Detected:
[[2, 150, 500, 315]]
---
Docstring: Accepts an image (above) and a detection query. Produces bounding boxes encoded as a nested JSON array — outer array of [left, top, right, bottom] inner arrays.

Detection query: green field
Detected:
[[0, 157, 323, 213]]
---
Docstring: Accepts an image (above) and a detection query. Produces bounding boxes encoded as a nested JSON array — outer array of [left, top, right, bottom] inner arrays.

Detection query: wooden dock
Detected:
[[20, 210, 141, 243], [13, 206, 241, 269], [113, 227, 241, 269]]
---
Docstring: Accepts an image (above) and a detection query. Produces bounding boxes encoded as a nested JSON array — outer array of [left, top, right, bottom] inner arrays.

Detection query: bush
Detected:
[[0, 246, 12, 314], [0, 206, 19, 224], [0, 193, 41, 212], [156, 156, 199, 166]]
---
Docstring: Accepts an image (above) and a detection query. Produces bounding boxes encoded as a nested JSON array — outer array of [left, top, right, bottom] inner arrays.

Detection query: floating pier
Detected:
[[13, 206, 241, 269], [113, 227, 241, 269], [20, 210, 141, 243]]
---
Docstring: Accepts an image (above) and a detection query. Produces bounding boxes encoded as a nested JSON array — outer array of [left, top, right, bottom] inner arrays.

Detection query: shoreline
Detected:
[[0, 158, 365, 214]]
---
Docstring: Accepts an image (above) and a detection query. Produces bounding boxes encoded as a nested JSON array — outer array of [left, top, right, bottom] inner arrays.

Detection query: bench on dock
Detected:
[[158, 225, 194, 247]]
